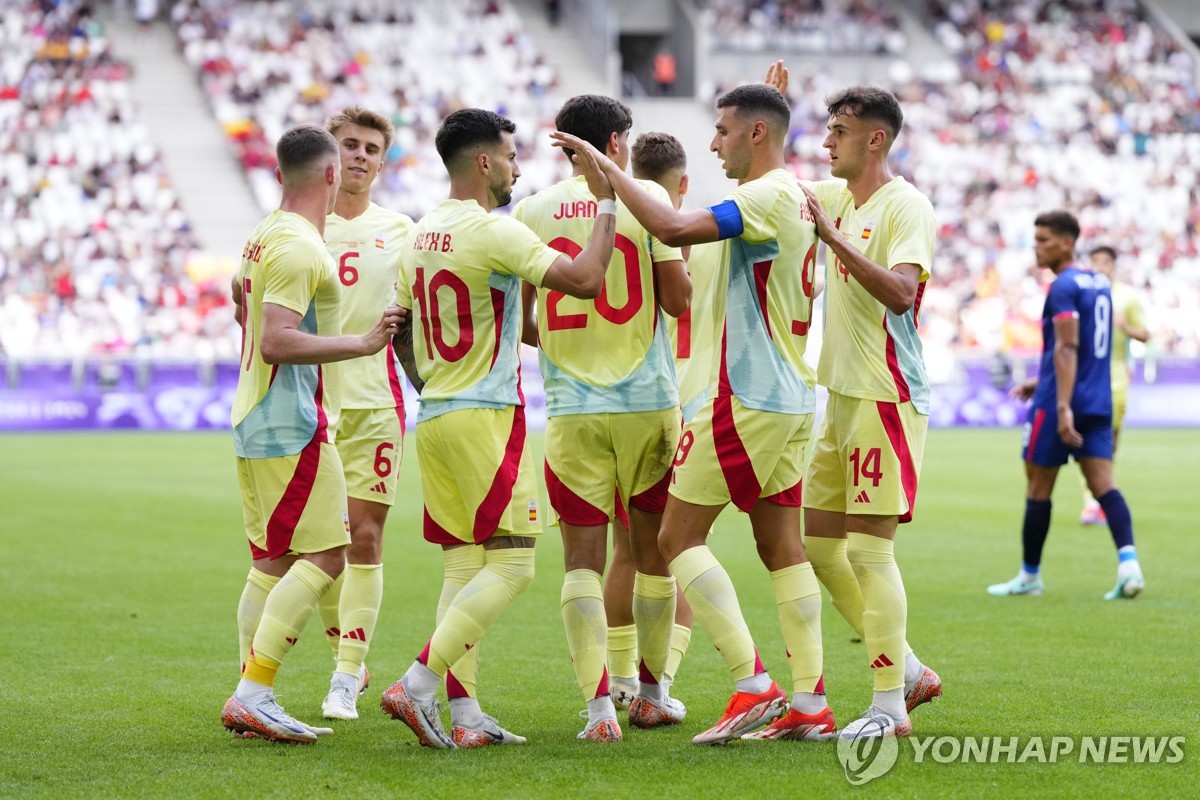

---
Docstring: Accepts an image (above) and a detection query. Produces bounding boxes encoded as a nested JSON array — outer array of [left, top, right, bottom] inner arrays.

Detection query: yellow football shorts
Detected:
[[237, 439, 351, 560], [336, 407, 405, 506], [1112, 384, 1128, 437], [544, 407, 680, 527], [669, 394, 811, 512], [416, 405, 541, 545], [804, 392, 928, 523]]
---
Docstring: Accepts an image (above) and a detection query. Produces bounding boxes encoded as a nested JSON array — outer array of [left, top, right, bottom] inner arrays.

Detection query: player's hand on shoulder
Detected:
[[801, 183, 836, 242]]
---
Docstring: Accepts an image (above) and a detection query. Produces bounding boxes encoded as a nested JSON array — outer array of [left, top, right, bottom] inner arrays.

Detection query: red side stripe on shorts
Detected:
[[423, 507, 462, 545], [763, 478, 803, 507], [247, 539, 269, 559], [877, 402, 919, 524], [613, 491, 629, 530], [630, 468, 671, 515], [264, 434, 323, 559], [545, 462, 610, 527], [714, 331, 761, 512], [1026, 408, 1046, 464], [713, 394, 761, 513], [473, 406, 527, 542], [385, 340, 406, 430]]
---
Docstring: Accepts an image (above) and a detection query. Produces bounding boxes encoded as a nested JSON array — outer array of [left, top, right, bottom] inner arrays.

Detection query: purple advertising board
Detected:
[[2, 357, 1198, 431]]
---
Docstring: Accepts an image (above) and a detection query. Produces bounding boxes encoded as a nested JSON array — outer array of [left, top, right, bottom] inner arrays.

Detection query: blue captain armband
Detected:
[[707, 200, 744, 241]]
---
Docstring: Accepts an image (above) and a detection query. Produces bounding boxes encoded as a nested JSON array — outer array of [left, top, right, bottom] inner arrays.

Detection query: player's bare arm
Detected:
[[1052, 314, 1083, 449], [653, 258, 691, 317], [802, 184, 920, 314], [520, 281, 539, 346], [391, 306, 424, 393], [259, 302, 404, 365], [1116, 310, 1150, 343], [540, 204, 617, 299], [551, 131, 719, 247]]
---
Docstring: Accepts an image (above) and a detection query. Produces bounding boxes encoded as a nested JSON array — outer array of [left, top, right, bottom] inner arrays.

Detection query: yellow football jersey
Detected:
[[1110, 281, 1144, 392], [513, 176, 683, 416], [666, 240, 724, 422], [325, 203, 414, 410], [396, 199, 559, 422], [810, 177, 935, 414], [232, 210, 342, 457]]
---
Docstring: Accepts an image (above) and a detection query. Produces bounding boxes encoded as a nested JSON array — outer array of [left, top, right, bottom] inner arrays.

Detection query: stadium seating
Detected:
[[0, 1, 233, 359], [696, 0, 908, 56], [170, 0, 573, 220]]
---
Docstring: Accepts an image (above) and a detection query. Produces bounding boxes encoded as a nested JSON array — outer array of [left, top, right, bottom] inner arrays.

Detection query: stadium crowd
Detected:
[[0, 0, 233, 361], [170, 0, 570, 220], [779, 0, 1200, 366], [695, 0, 908, 56], [2, 0, 1197, 364]]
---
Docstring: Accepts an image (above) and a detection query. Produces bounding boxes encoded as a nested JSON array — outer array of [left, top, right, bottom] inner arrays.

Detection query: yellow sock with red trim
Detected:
[[248, 559, 335, 685], [770, 562, 823, 695], [670, 546, 758, 681], [664, 624, 692, 684], [335, 564, 383, 677], [562, 569, 609, 700], [437, 545, 485, 698], [607, 624, 638, 681], [236, 568, 279, 673], [847, 533, 906, 692], [316, 571, 344, 657]]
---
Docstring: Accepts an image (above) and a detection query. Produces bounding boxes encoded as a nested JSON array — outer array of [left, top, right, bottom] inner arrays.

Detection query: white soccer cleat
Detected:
[[222, 694, 318, 744], [357, 663, 370, 693], [628, 693, 687, 728], [452, 714, 528, 748], [380, 678, 455, 749], [577, 711, 623, 743], [838, 707, 911, 740], [611, 676, 638, 711], [987, 573, 1044, 596], [1104, 565, 1145, 600], [322, 673, 360, 720]]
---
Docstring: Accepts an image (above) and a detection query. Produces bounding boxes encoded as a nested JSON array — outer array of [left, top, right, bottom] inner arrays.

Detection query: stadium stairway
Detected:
[[102, 8, 261, 262]]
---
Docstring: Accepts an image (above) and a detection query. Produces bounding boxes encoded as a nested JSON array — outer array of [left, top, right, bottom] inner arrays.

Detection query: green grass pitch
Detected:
[[1, 428, 1195, 798]]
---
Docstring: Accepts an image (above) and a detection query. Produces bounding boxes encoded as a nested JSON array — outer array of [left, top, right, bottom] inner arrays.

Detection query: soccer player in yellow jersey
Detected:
[[515, 96, 691, 740], [315, 107, 415, 720], [794, 81, 942, 739], [1079, 245, 1148, 525], [552, 70, 834, 745], [379, 108, 617, 749], [221, 125, 403, 743], [603, 132, 713, 715]]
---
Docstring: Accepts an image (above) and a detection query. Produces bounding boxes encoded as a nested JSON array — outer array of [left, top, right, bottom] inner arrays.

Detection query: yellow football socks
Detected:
[[438, 545, 485, 697], [248, 559, 335, 684], [847, 532, 907, 692], [632, 573, 676, 686], [562, 569, 609, 700], [607, 623, 638, 682], [236, 568, 279, 672], [671, 546, 757, 681], [664, 623, 692, 684], [769, 562, 823, 694], [316, 571, 344, 657], [425, 546, 534, 677], [804, 535, 865, 638], [334, 563, 383, 677]]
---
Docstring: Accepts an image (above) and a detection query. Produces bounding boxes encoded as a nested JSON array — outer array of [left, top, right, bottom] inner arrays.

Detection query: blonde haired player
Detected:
[[380, 108, 616, 749], [516, 95, 691, 742], [316, 107, 415, 720], [553, 67, 833, 746], [1079, 245, 1148, 525], [221, 124, 403, 743], [603, 131, 715, 714]]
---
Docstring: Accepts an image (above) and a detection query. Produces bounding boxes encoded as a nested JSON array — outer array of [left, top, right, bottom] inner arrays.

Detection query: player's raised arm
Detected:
[[539, 141, 617, 298], [260, 302, 403, 365], [551, 131, 719, 247], [802, 184, 920, 315]]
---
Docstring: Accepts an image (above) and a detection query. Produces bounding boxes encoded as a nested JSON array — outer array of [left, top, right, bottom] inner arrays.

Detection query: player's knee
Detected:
[[348, 524, 383, 563]]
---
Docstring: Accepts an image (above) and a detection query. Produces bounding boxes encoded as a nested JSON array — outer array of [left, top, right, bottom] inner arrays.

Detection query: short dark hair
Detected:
[[825, 86, 904, 142], [434, 108, 516, 168], [1034, 210, 1081, 240], [716, 83, 791, 138], [631, 132, 687, 182], [276, 124, 338, 178], [555, 94, 633, 159], [1090, 245, 1117, 261], [327, 105, 395, 153]]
